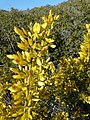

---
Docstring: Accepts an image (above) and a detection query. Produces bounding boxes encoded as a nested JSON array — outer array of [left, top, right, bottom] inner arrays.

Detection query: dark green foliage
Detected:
[[50, 0, 90, 61]]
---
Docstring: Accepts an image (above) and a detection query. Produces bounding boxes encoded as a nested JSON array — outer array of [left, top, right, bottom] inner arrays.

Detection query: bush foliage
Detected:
[[0, 0, 90, 119], [0, 9, 90, 119]]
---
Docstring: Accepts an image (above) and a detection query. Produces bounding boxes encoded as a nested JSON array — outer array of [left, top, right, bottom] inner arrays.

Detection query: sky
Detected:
[[0, 0, 67, 11]]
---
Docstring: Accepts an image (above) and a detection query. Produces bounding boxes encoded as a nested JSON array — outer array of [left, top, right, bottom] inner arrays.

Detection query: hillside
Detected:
[[0, 0, 90, 67]]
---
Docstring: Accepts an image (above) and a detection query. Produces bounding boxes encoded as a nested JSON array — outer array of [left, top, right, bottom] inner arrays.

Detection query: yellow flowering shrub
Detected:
[[0, 10, 60, 120], [54, 23, 90, 119]]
